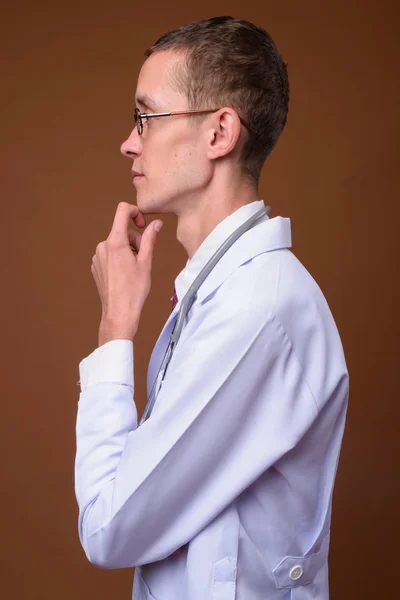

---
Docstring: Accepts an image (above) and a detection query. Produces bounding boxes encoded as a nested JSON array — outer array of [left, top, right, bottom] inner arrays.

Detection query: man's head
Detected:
[[121, 16, 289, 215]]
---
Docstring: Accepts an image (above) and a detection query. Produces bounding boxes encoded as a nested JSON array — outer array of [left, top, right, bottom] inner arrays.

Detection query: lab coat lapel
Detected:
[[146, 310, 178, 404], [146, 215, 291, 404]]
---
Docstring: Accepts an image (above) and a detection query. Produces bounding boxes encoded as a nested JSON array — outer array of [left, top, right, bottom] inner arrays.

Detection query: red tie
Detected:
[[171, 286, 178, 310]]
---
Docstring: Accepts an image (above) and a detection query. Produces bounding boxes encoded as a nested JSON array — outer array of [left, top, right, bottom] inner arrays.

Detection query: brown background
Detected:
[[1, 0, 399, 598]]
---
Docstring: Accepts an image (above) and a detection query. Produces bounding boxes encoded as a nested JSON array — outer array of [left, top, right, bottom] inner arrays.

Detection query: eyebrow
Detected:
[[135, 94, 161, 112]]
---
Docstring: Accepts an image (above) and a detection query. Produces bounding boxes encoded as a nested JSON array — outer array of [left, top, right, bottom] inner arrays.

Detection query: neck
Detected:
[[175, 181, 259, 259]]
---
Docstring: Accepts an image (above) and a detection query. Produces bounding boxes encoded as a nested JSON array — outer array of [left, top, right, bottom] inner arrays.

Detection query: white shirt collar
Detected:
[[174, 200, 268, 302]]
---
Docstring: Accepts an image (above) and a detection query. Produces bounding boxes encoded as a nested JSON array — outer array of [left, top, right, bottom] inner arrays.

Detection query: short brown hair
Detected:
[[144, 16, 289, 187]]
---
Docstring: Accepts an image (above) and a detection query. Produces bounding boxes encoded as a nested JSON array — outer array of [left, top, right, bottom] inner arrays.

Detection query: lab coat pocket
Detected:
[[272, 533, 330, 595], [211, 502, 240, 600], [212, 556, 237, 600]]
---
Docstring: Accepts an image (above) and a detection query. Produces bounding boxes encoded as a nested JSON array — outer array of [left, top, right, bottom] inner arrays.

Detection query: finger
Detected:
[[127, 229, 142, 254], [91, 262, 104, 306], [93, 245, 107, 290], [93, 245, 107, 291], [132, 211, 146, 229], [137, 220, 163, 265], [108, 202, 145, 246]]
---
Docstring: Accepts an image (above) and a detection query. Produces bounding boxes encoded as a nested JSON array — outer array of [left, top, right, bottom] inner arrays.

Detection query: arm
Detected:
[[74, 303, 319, 569]]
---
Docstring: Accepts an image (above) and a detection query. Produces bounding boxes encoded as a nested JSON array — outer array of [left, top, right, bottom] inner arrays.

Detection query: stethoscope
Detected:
[[139, 204, 272, 425]]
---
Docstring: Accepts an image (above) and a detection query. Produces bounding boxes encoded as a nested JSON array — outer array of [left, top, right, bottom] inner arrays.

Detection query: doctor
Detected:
[[75, 16, 349, 600]]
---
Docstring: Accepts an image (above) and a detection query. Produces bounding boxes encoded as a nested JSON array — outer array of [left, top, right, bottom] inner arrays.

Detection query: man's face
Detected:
[[120, 51, 210, 215]]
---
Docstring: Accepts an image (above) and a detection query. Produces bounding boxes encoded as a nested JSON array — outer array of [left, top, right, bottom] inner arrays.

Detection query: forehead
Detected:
[[135, 50, 187, 111]]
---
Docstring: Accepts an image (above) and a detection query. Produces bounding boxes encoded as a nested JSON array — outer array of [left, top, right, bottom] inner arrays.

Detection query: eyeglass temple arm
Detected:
[[138, 109, 255, 135]]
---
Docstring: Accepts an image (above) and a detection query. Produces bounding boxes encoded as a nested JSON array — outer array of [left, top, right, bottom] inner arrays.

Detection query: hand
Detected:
[[91, 202, 163, 346]]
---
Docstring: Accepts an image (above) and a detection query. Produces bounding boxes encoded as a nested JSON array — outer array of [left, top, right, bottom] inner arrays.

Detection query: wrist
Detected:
[[98, 318, 138, 347]]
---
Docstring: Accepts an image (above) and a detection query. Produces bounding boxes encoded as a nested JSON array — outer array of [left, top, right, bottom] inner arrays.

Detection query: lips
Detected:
[[132, 170, 143, 177]]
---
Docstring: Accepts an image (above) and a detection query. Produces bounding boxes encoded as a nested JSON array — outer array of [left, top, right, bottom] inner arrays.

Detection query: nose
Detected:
[[120, 126, 142, 158]]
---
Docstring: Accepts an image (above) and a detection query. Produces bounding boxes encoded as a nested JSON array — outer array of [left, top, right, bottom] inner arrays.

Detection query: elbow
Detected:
[[81, 529, 162, 570], [80, 521, 141, 570], [82, 536, 130, 570], [78, 500, 155, 569], [81, 529, 132, 570], [86, 552, 121, 571], [85, 554, 113, 570], [79, 509, 129, 570]]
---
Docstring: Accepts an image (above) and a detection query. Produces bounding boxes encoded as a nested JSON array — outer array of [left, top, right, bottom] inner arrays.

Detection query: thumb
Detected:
[[138, 220, 163, 263]]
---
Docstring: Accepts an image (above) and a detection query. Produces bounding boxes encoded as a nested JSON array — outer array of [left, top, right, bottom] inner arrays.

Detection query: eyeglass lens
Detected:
[[134, 109, 143, 135]]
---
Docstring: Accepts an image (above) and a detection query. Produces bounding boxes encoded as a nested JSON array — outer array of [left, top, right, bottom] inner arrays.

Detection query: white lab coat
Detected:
[[75, 200, 349, 600]]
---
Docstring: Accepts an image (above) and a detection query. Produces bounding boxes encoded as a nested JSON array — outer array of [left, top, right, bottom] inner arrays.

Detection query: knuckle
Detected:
[[107, 239, 124, 252], [106, 237, 118, 249]]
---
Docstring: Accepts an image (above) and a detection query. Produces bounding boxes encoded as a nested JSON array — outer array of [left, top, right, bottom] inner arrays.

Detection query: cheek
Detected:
[[174, 141, 205, 183], [146, 128, 206, 190]]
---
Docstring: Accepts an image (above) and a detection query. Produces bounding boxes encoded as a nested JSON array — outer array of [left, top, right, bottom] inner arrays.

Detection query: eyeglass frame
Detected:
[[134, 107, 256, 137]]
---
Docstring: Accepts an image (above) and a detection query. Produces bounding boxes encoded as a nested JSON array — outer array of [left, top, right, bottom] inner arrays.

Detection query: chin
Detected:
[[136, 192, 171, 214], [136, 192, 168, 215]]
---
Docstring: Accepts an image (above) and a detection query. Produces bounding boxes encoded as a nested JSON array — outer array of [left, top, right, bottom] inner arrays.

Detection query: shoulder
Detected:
[[206, 246, 347, 367], [207, 248, 319, 315]]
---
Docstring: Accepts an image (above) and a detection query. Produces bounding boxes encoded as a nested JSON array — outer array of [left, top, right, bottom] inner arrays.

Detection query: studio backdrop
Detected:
[[1, 1, 398, 599]]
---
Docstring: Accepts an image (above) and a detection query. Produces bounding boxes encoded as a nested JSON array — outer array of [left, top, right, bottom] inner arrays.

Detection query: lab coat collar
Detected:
[[174, 200, 267, 303], [173, 205, 291, 309], [195, 215, 292, 303]]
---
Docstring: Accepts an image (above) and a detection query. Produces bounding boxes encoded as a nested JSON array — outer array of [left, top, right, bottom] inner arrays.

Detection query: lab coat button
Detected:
[[289, 565, 303, 581]]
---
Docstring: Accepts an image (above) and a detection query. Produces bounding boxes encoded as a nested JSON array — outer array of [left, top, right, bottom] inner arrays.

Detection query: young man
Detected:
[[75, 16, 349, 600]]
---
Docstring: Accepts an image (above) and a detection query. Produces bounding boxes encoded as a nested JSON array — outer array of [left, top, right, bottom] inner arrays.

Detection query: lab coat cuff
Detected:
[[77, 339, 134, 391]]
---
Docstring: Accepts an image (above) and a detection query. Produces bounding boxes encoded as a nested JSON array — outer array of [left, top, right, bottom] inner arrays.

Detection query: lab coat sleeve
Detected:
[[74, 304, 319, 569]]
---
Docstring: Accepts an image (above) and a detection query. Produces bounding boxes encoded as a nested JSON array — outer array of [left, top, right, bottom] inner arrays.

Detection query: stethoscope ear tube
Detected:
[[139, 205, 271, 425]]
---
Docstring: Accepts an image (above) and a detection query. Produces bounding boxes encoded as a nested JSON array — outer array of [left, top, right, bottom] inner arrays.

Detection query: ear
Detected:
[[206, 108, 243, 160]]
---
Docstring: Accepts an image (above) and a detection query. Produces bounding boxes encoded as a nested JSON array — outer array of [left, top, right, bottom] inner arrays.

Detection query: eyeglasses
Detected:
[[134, 107, 254, 136]]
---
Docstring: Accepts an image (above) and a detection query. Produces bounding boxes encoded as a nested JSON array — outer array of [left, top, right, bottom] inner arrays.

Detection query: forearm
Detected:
[[75, 339, 136, 564], [75, 380, 137, 565]]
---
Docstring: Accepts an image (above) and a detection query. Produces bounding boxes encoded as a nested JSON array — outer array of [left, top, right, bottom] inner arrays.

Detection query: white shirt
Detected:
[[75, 200, 349, 600]]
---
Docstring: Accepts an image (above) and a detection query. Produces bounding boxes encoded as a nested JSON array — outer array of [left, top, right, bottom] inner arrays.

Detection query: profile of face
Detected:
[[120, 51, 243, 216]]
